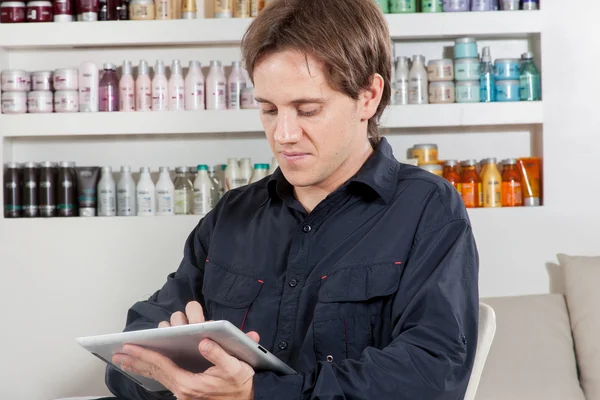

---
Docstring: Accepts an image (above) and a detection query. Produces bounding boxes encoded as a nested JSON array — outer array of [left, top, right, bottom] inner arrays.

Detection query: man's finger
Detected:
[[158, 321, 171, 328], [246, 331, 260, 343], [185, 301, 206, 324], [120, 345, 191, 392], [170, 311, 188, 326], [199, 339, 239, 373]]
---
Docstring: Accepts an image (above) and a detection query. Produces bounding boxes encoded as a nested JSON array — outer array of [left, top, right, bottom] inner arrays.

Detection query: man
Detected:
[[107, 0, 479, 398]]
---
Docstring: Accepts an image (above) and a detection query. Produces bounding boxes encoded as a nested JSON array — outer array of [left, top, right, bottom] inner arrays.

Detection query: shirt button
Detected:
[[302, 225, 312, 233], [278, 341, 288, 350], [289, 279, 298, 288]]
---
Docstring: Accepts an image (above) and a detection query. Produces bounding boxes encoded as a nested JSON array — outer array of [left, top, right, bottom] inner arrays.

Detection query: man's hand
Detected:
[[112, 301, 260, 400]]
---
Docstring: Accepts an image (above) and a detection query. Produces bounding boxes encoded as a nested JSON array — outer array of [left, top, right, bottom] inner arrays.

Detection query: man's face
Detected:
[[253, 50, 369, 189]]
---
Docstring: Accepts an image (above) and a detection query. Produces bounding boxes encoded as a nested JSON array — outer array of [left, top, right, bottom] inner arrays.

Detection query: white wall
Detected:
[[1, 1, 599, 398]]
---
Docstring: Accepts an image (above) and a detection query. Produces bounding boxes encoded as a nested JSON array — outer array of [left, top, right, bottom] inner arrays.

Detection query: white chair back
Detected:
[[464, 302, 497, 400]]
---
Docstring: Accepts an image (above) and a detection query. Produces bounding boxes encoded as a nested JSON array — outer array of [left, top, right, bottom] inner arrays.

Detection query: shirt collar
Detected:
[[267, 137, 398, 204]]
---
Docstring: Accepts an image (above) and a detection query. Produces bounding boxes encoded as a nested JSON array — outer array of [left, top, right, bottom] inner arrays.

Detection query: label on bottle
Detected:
[[157, 0, 171, 19], [98, 188, 116, 216], [120, 85, 135, 111], [234, 0, 249, 17], [250, 0, 263, 16], [461, 182, 478, 208], [226, 177, 247, 190], [484, 179, 502, 208], [174, 189, 192, 215], [157, 189, 174, 214], [152, 84, 168, 111], [190, 82, 205, 109], [408, 77, 426, 104], [117, 188, 135, 216], [480, 74, 496, 102], [502, 181, 522, 207], [228, 81, 246, 109], [390, 0, 416, 12], [193, 188, 212, 216], [170, 84, 185, 110], [137, 85, 152, 111], [421, 0, 443, 12], [137, 189, 154, 214], [214, 0, 232, 17], [519, 74, 541, 101]]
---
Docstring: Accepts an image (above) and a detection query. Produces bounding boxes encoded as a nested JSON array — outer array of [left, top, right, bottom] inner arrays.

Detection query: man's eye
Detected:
[[298, 109, 319, 117]]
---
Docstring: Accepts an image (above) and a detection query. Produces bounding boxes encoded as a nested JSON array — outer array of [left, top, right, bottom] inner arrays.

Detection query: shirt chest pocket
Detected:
[[313, 263, 401, 364], [202, 262, 263, 330]]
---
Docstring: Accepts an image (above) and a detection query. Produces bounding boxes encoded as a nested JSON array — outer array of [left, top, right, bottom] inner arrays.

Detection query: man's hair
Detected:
[[241, 0, 392, 147]]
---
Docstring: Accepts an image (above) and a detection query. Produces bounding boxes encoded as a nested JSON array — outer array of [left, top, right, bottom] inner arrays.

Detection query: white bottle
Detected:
[[250, 164, 269, 183], [119, 60, 135, 112], [239, 157, 253, 185], [225, 158, 245, 190], [193, 165, 214, 217], [269, 157, 278, 174], [185, 60, 205, 111], [408, 55, 428, 105], [117, 165, 136, 216], [97, 166, 116, 216], [169, 60, 185, 111], [206, 60, 226, 110], [227, 61, 246, 110], [136, 167, 156, 216], [136, 60, 152, 111], [152, 60, 169, 111], [394, 56, 410, 105], [156, 166, 175, 216], [79, 61, 99, 112]]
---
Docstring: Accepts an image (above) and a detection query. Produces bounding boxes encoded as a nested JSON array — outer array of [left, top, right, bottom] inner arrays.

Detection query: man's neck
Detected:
[[293, 142, 374, 213]]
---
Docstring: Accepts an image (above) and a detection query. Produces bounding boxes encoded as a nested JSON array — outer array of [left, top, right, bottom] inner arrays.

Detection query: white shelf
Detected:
[[0, 102, 543, 137], [0, 11, 542, 49]]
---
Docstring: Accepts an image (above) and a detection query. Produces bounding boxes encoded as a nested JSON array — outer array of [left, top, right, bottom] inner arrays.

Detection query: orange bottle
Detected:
[[501, 158, 523, 207], [460, 159, 482, 208], [443, 160, 461, 192]]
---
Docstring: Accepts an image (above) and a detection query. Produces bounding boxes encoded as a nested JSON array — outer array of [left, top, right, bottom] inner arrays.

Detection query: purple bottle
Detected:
[[443, 0, 469, 11], [99, 63, 119, 112], [471, 0, 492, 10]]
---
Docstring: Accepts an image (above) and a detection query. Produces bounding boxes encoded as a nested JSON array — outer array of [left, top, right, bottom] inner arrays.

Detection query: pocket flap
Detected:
[[202, 262, 262, 308], [319, 263, 401, 303]]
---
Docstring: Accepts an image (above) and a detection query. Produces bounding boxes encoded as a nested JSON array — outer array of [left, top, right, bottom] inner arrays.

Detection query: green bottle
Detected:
[[390, 0, 416, 13], [421, 0, 443, 12], [519, 52, 541, 101], [375, 0, 389, 13]]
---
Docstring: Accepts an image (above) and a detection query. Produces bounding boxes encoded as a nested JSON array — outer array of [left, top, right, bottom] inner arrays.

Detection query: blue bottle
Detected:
[[480, 47, 496, 102]]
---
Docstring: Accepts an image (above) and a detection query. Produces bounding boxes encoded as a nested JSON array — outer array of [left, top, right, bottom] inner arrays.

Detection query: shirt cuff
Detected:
[[253, 371, 303, 400]]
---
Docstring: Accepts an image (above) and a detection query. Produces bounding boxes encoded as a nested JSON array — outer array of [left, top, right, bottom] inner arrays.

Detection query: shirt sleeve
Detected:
[[105, 220, 209, 400], [253, 217, 479, 400]]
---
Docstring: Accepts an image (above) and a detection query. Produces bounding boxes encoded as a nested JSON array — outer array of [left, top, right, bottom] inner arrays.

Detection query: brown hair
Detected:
[[241, 0, 392, 147]]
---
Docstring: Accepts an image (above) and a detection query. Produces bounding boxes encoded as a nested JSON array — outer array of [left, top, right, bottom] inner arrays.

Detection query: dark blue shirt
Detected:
[[106, 137, 479, 400]]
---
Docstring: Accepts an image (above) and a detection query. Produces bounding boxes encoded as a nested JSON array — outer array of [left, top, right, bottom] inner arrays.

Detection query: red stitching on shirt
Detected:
[[206, 259, 210, 263], [344, 319, 349, 359], [321, 275, 327, 280], [258, 280, 264, 284], [240, 307, 250, 331], [395, 261, 402, 265]]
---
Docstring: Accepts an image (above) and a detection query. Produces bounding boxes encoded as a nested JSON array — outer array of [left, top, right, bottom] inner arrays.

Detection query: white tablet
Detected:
[[76, 320, 297, 392]]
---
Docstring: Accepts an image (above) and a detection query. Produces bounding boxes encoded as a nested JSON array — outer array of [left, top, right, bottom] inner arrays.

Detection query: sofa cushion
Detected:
[[476, 294, 585, 400], [558, 254, 600, 400]]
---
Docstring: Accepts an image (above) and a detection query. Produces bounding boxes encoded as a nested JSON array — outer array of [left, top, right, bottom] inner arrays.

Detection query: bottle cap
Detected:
[[102, 166, 112, 172], [412, 55, 425, 63], [5, 162, 20, 168], [155, 60, 166, 75], [140, 166, 151, 173], [231, 61, 241, 69], [121, 165, 131, 172], [103, 63, 115, 70], [159, 166, 169, 173], [444, 160, 458, 167], [197, 165, 208, 171], [481, 46, 492, 63], [461, 159, 477, 167], [176, 166, 188, 173], [504, 158, 517, 165], [524, 197, 540, 207], [39, 161, 55, 168], [138, 60, 149, 75], [396, 56, 409, 65], [171, 60, 182, 75], [23, 161, 38, 168], [122, 60, 133, 75], [189, 60, 202, 69], [522, 52, 534, 60], [210, 60, 222, 68], [482, 157, 497, 164]]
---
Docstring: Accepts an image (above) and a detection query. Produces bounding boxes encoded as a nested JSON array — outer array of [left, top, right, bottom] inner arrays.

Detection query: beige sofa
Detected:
[[476, 254, 600, 400]]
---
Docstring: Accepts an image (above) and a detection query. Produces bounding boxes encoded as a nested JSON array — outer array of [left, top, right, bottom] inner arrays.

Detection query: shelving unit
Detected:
[[0, 11, 542, 49], [0, 102, 543, 137], [0, 11, 545, 220]]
